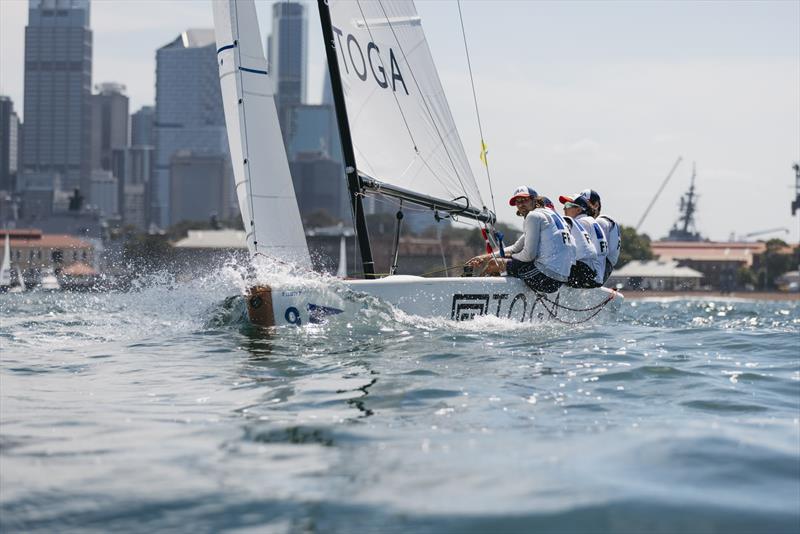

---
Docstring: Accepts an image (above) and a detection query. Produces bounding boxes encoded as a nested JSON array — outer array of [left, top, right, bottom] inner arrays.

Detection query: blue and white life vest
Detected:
[[575, 214, 607, 284], [535, 208, 575, 280], [597, 215, 621, 266], [564, 215, 597, 268]]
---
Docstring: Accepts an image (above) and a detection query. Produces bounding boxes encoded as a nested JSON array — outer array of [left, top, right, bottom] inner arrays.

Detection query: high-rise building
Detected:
[[284, 104, 349, 223], [321, 69, 333, 105], [89, 170, 118, 217], [290, 154, 348, 225], [90, 83, 129, 172], [131, 105, 155, 147], [112, 146, 152, 229], [154, 29, 227, 228], [18, 171, 61, 222], [268, 2, 307, 123], [169, 151, 234, 225], [0, 96, 20, 192], [129, 106, 155, 228], [285, 104, 339, 162], [22, 0, 92, 199]]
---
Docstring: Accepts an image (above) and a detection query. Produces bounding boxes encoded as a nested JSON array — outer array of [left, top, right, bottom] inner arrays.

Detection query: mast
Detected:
[[317, 0, 375, 279], [667, 162, 701, 241], [792, 162, 799, 216], [680, 164, 697, 234]]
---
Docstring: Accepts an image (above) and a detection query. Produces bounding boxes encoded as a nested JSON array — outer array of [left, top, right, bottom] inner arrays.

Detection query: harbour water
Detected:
[[1, 267, 798, 533]]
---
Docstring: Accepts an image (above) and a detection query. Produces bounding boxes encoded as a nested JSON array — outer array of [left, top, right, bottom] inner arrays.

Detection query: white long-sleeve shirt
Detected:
[[502, 209, 574, 280], [505, 212, 540, 262]]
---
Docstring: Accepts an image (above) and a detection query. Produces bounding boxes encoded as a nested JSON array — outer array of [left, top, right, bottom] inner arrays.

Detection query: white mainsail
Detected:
[[0, 235, 11, 286], [212, 0, 311, 268], [328, 0, 486, 213]]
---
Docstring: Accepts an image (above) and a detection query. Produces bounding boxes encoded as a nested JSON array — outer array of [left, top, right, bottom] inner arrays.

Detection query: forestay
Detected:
[[328, 0, 485, 212], [212, 0, 311, 268]]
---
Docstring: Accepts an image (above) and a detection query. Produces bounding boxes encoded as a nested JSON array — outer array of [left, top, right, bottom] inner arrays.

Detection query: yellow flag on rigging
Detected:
[[479, 140, 489, 167]]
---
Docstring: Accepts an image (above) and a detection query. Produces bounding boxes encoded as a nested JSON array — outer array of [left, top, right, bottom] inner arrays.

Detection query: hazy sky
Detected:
[[1, 0, 798, 242]]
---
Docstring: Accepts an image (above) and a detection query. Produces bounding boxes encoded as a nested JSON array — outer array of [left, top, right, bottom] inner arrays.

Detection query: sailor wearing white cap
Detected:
[[467, 186, 575, 293]]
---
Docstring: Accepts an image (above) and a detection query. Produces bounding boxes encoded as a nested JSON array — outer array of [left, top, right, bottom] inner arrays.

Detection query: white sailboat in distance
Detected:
[[0, 234, 12, 291], [212, 0, 622, 327]]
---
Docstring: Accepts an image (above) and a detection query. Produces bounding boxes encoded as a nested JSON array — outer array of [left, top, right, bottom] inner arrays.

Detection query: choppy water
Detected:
[[1, 268, 799, 533]]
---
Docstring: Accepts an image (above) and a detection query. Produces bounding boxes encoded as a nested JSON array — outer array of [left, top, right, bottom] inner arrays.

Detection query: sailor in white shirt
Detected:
[[579, 189, 621, 283], [560, 195, 598, 287], [467, 186, 575, 293], [559, 193, 608, 288]]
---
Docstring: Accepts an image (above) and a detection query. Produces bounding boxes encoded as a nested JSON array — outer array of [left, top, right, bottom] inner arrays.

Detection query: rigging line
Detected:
[[436, 223, 449, 277], [373, 0, 473, 201], [422, 263, 465, 277], [457, 0, 496, 216], [353, 1, 471, 207], [352, 191, 361, 276], [369, 180, 465, 213], [370, 195, 434, 213], [232, 4, 259, 256], [346, 6, 447, 197], [356, 0, 446, 191], [352, 2, 467, 202]]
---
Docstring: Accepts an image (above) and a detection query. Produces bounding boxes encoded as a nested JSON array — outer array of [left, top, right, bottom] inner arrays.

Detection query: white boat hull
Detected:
[[246, 275, 623, 327]]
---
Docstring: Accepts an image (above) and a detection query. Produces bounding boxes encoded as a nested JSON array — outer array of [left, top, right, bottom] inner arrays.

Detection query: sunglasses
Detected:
[[564, 202, 583, 209]]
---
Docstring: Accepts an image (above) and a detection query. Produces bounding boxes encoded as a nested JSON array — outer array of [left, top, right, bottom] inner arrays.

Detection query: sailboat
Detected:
[[0, 234, 12, 292], [212, 0, 622, 327], [10, 268, 24, 293], [38, 268, 61, 291]]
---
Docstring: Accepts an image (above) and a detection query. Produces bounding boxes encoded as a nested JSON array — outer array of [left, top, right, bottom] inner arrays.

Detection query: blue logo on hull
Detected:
[[307, 303, 344, 324]]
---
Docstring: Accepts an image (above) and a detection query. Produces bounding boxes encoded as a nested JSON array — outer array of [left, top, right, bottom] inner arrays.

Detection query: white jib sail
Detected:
[[328, 0, 486, 213], [213, 0, 311, 269]]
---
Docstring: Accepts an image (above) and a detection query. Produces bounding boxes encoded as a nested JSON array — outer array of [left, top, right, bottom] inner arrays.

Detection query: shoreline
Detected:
[[621, 290, 800, 301]]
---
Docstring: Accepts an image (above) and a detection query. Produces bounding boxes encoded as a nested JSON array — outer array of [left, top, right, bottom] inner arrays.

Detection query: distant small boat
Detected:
[[8, 268, 24, 293], [39, 269, 60, 291], [0, 235, 16, 293]]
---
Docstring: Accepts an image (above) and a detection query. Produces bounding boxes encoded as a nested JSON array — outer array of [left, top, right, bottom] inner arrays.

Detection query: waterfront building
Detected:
[[607, 260, 704, 291], [171, 229, 247, 279], [0, 228, 94, 280], [652, 241, 766, 291], [22, 0, 92, 198], [0, 96, 20, 193], [154, 29, 227, 228], [90, 83, 129, 172]]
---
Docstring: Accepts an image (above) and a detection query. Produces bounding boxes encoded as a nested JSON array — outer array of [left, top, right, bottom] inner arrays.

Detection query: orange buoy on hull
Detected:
[[246, 285, 275, 327]]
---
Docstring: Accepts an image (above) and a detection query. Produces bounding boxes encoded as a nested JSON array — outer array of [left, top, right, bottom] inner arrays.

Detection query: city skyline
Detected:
[[1, 0, 798, 242]]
